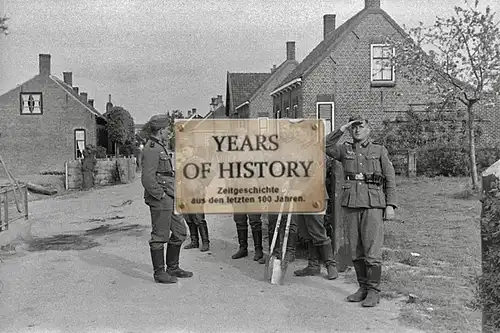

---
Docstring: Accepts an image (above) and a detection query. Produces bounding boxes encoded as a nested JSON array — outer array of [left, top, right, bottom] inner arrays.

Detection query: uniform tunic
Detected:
[[141, 136, 187, 250]]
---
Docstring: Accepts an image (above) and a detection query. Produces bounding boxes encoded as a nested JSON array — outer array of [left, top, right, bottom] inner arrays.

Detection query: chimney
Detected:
[[106, 94, 113, 113], [39, 54, 51, 76], [187, 110, 192, 117], [217, 95, 223, 104], [63, 72, 73, 86], [192, 108, 197, 115], [365, 0, 380, 9], [286, 41, 295, 61], [271, 65, 277, 73], [80, 92, 88, 104], [73, 86, 79, 95], [323, 15, 336, 40], [88, 99, 94, 108]]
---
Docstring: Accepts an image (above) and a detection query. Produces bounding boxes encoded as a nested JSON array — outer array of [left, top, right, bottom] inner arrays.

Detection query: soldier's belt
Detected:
[[345, 173, 384, 184], [156, 171, 174, 177]]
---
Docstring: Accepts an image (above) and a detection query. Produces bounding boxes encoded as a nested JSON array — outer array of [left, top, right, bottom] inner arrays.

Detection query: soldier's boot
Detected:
[[294, 241, 321, 276], [319, 243, 338, 280], [252, 229, 264, 262], [150, 248, 177, 284], [347, 260, 368, 302], [362, 265, 382, 307], [284, 231, 298, 264], [231, 229, 248, 259], [198, 223, 210, 252], [183, 223, 199, 249], [165, 243, 193, 278]]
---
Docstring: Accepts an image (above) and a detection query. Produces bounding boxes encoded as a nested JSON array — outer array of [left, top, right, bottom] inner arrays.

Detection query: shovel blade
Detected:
[[270, 258, 283, 285]]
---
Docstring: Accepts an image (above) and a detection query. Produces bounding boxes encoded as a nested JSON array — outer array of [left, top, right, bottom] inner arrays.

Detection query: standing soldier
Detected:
[[325, 116, 396, 307], [141, 114, 193, 284], [178, 143, 210, 252]]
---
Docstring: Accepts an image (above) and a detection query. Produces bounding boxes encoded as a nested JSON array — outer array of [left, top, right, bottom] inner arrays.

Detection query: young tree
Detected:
[[387, 0, 500, 190], [105, 106, 135, 157]]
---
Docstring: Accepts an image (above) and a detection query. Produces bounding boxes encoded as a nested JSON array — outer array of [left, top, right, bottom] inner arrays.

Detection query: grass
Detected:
[[369, 176, 483, 332]]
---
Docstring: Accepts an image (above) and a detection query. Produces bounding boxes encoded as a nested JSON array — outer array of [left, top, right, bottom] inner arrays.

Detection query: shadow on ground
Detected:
[[26, 223, 147, 252]]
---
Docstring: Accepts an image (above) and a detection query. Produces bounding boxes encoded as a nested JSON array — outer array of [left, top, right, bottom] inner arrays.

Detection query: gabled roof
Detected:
[[50, 75, 106, 120], [227, 72, 271, 110], [276, 7, 407, 91]]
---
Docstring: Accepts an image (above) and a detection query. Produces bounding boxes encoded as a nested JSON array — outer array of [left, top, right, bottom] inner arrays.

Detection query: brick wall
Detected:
[[302, 12, 430, 136], [250, 61, 298, 118], [0, 75, 97, 176]]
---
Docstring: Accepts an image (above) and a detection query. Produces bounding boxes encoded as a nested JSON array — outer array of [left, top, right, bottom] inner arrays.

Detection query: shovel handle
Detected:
[[280, 202, 294, 262], [269, 201, 286, 256]]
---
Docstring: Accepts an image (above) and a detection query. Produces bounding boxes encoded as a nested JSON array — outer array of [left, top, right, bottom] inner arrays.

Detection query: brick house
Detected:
[[269, 0, 442, 136], [269, 0, 500, 145], [0, 54, 108, 176], [226, 41, 299, 119]]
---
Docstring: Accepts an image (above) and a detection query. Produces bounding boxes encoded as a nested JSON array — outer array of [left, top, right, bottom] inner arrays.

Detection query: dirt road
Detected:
[[0, 179, 425, 333]]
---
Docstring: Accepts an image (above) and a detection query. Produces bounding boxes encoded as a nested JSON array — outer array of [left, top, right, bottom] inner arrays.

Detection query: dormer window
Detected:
[[370, 44, 395, 86]]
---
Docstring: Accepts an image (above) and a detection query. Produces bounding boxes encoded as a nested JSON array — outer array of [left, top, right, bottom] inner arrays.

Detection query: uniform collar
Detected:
[[352, 139, 371, 149]]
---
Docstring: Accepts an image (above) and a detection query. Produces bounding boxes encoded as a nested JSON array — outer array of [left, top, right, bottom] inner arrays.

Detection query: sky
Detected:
[[1, 0, 499, 124]]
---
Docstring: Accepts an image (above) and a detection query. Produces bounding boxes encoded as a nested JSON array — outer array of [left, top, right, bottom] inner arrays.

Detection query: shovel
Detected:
[[265, 202, 294, 285]]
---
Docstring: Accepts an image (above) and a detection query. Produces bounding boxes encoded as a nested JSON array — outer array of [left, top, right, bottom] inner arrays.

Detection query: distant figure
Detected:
[[81, 149, 97, 190]]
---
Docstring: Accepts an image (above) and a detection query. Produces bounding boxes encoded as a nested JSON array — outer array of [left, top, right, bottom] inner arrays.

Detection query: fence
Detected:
[[64, 157, 137, 190], [0, 184, 29, 232]]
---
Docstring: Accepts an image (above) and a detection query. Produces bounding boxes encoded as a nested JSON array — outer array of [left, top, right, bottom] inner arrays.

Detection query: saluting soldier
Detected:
[[325, 115, 396, 307], [141, 114, 193, 284]]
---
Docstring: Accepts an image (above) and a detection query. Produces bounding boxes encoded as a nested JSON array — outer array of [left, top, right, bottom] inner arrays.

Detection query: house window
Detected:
[[75, 129, 86, 159], [284, 107, 290, 118], [371, 44, 395, 85], [258, 117, 268, 134], [316, 102, 334, 135], [20, 93, 43, 114]]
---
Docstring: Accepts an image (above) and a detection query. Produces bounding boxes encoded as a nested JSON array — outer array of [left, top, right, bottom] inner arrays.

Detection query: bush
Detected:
[[375, 108, 492, 177], [85, 145, 107, 158]]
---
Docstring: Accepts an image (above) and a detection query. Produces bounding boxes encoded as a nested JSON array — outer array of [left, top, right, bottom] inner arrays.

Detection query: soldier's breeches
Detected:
[[343, 207, 384, 266], [268, 213, 297, 234], [296, 214, 331, 246], [234, 214, 262, 231], [184, 213, 207, 227], [149, 209, 187, 250]]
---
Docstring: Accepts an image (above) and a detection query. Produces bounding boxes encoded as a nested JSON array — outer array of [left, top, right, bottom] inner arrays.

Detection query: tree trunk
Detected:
[[114, 142, 120, 158], [468, 104, 479, 190]]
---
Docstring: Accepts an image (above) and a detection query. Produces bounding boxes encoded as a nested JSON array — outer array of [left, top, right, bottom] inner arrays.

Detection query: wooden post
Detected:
[[0, 191, 3, 232], [407, 149, 417, 178], [4, 192, 8, 230], [480, 160, 500, 332], [24, 186, 28, 220], [333, 160, 352, 271]]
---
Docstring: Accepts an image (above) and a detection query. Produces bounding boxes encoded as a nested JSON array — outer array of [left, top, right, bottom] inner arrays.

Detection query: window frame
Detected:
[[316, 102, 334, 135], [370, 44, 396, 86], [74, 129, 86, 160], [20, 92, 43, 115]]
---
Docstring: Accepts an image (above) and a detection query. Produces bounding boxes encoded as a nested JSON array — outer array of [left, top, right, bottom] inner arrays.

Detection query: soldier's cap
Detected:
[[348, 115, 369, 126], [148, 114, 170, 130]]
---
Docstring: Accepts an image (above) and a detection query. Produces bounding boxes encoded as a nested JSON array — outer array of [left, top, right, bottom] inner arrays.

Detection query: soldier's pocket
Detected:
[[366, 154, 382, 173], [367, 183, 385, 207], [343, 154, 356, 171], [341, 182, 352, 206]]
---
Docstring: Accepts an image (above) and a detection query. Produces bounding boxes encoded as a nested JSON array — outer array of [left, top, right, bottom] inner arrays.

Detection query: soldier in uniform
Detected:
[[141, 114, 193, 284], [178, 143, 210, 252], [325, 116, 396, 307]]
